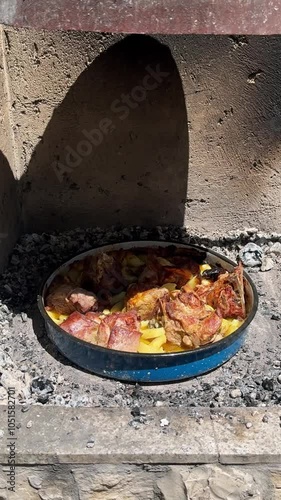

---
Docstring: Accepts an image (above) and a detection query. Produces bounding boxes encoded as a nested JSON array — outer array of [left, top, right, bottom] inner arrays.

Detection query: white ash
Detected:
[[160, 418, 170, 427], [0, 226, 280, 409], [239, 243, 263, 267]]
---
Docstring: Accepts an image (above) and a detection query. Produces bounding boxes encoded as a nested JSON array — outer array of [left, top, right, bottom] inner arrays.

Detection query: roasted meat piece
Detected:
[[46, 284, 76, 315], [168, 248, 204, 275], [46, 285, 98, 315], [82, 253, 127, 304], [161, 290, 222, 348], [163, 267, 193, 288], [60, 311, 101, 343], [96, 311, 140, 352], [68, 288, 98, 313], [126, 287, 169, 320], [204, 263, 246, 319], [138, 256, 165, 288]]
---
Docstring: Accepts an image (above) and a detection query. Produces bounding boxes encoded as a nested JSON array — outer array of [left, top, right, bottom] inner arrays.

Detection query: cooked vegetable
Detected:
[[141, 327, 166, 340], [162, 282, 177, 292], [138, 341, 164, 354], [111, 301, 124, 313]]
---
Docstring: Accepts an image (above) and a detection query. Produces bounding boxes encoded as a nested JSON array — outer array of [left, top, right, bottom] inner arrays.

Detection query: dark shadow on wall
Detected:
[[20, 35, 189, 232], [0, 151, 20, 271]]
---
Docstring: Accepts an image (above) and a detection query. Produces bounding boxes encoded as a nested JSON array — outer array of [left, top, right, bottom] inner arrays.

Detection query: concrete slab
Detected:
[[0, 406, 280, 466], [0, 406, 217, 465], [212, 408, 281, 464]]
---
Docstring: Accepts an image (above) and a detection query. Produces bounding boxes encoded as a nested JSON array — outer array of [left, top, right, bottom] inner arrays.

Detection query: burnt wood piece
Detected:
[[1, 0, 281, 34]]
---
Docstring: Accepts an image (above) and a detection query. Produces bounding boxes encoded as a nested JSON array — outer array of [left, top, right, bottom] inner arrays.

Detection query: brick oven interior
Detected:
[[0, 12, 281, 499]]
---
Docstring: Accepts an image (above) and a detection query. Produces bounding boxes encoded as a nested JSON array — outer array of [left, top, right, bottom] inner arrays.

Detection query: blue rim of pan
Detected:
[[37, 240, 259, 362]]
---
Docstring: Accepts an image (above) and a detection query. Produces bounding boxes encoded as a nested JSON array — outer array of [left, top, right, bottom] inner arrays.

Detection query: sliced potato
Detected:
[[111, 301, 124, 313], [140, 320, 150, 329], [162, 282, 177, 292], [200, 263, 211, 274], [141, 327, 166, 340], [220, 318, 243, 336], [139, 338, 150, 345], [185, 276, 199, 290], [58, 314, 68, 322], [46, 310, 64, 324], [163, 342, 184, 353], [138, 341, 164, 354], [220, 318, 232, 335], [126, 254, 144, 268], [225, 319, 243, 336], [46, 309, 60, 320], [103, 309, 111, 315], [150, 334, 166, 349], [201, 278, 211, 286]]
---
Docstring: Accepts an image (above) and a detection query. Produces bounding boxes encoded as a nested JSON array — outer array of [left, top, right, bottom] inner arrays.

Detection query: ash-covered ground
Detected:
[[0, 226, 280, 410]]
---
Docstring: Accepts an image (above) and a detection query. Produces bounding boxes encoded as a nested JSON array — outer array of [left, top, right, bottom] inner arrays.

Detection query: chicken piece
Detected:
[[205, 263, 246, 319], [163, 267, 193, 288], [188, 282, 212, 301], [169, 252, 203, 276], [60, 311, 101, 344], [161, 291, 222, 348], [96, 311, 140, 352], [178, 290, 205, 310], [82, 252, 127, 300], [125, 283, 151, 302], [193, 310, 222, 346], [126, 287, 169, 320], [138, 256, 165, 287], [46, 284, 98, 315], [161, 294, 202, 347], [46, 284, 76, 315]]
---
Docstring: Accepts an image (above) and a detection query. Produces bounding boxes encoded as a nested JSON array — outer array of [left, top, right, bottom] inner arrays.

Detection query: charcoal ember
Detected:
[[238, 243, 263, 267], [243, 392, 258, 406], [271, 391, 281, 403], [201, 266, 224, 281], [131, 405, 141, 417], [30, 377, 54, 404], [262, 377, 274, 391]]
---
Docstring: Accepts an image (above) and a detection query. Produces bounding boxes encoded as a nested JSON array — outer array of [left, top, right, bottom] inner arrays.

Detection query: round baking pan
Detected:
[[38, 241, 258, 382]]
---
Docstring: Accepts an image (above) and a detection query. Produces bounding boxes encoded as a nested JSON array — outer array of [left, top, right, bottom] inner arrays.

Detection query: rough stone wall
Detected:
[[1, 28, 281, 267], [0, 463, 279, 500], [0, 26, 20, 271]]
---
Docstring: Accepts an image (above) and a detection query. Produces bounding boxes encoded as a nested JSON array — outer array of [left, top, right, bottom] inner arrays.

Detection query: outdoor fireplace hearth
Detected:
[[1, 5, 281, 497], [0, 226, 280, 410]]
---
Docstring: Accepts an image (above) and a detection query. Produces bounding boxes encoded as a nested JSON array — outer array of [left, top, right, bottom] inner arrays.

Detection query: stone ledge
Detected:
[[0, 406, 280, 465], [211, 408, 281, 465]]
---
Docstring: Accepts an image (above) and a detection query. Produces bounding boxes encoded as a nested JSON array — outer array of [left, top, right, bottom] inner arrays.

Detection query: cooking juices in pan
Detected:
[[45, 245, 246, 354]]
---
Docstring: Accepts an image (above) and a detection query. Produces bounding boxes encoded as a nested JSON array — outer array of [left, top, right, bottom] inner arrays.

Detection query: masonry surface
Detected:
[[1, 27, 281, 500], [1, 29, 281, 267]]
